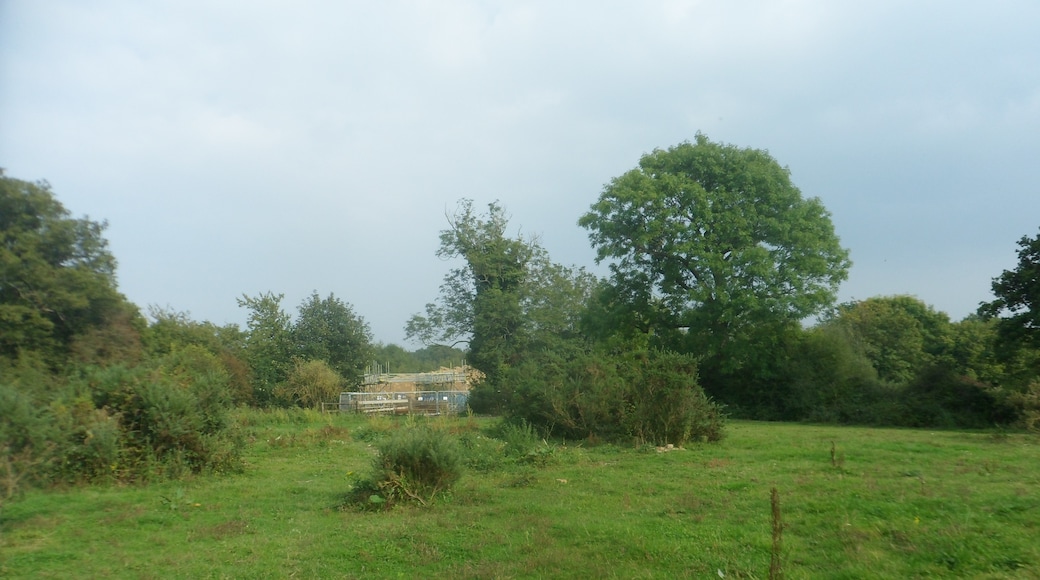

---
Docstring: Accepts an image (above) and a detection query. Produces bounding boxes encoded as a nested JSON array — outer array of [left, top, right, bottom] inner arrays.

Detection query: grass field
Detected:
[[2, 410, 1038, 579]]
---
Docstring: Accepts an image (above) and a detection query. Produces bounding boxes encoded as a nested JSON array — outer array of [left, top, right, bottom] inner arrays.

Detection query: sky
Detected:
[[2, 1, 1039, 346]]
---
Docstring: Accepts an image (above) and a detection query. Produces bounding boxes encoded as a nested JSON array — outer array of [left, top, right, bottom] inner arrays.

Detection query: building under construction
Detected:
[[338, 366, 475, 415]]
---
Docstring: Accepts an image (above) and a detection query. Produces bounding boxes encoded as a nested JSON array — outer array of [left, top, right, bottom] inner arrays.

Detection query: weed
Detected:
[[830, 441, 845, 470]]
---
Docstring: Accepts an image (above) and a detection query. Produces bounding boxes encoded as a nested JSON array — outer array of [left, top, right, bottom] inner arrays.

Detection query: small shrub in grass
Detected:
[[491, 419, 541, 458], [353, 426, 463, 507], [457, 431, 507, 472]]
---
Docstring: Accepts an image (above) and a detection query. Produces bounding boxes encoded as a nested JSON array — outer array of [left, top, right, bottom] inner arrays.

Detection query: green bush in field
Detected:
[[505, 348, 626, 442], [507, 347, 724, 446], [0, 343, 244, 484], [359, 426, 463, 507], [620, 350, 726, 444], [492, 419, 541, 457], [49, 396, 124, 482]]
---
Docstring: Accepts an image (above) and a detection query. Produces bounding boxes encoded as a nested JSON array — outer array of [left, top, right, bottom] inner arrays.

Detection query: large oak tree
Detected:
[[579, 135, 851, 376]]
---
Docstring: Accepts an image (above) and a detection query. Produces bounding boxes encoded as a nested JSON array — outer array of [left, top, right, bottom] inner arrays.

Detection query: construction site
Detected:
[[337, 366, 478, 415]]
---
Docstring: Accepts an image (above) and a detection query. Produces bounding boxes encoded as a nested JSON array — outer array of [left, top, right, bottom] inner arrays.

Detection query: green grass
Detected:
[[2, 411, 1039, 578]]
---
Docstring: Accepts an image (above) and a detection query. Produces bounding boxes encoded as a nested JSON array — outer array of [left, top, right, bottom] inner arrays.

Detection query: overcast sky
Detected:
[[2, 1, 1039, 345]]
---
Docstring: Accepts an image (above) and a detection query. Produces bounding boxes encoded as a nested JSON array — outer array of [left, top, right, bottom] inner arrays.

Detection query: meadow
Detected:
[[2, 410, 1038, 579]]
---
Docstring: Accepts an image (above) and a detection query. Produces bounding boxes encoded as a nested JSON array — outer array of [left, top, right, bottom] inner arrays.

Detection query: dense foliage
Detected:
[[408, 200, 723, 443], [0, 172, 141, 369], [579, 134, 851, 384], [406, 200, 598, 414], [237, 290, 373, 406], [981, 228, 1040, 348], [0, 172, 373, 496], [406, 200, 537, 401]]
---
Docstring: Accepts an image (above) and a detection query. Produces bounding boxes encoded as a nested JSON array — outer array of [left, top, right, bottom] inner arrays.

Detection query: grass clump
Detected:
[[350, 425, 463, 508]]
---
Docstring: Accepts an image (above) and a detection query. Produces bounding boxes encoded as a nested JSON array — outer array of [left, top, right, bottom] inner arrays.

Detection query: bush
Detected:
[[49, 397, 124, 482], [74, 350, 242, 480], [506, 347, 725, 446], [1007, 380, 1040, 432], [620, 350, 725, 444], [506, 349, 626, 441], [900, 367, 1016, 428], [364, 426, 463, 506], [491, 419, 541, 457], [0, 384, 57, 499], [276, 358, 343, 409]]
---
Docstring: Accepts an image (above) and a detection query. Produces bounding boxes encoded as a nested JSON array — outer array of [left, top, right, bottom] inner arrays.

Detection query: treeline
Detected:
[[5, 134, 1040, 490], [0, 171, 459, 491]]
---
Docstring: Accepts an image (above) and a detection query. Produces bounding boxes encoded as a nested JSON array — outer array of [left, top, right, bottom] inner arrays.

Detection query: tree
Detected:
[[522, 251, 599, 351], [292, 291, 372, 385], [980, 229, 1040, 348], [407, 200, 601, 412], [833, 295, 952, 384], [237, 292, 292, 405], [370, 343, 468, 374], [406, 200, 537, 399], [0, 171, 141, 368], [578, 134, 851, 377]]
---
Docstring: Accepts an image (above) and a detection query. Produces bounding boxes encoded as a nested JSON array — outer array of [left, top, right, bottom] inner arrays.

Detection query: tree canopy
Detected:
[[0, 171, 139, 367], [833, 295, 952, 384], [981, 228, 1040, 348], [407, 200, 598, 411], [406, 200, 537, 391], [292, 291, 372, 384], [579, 134, 851, 370]]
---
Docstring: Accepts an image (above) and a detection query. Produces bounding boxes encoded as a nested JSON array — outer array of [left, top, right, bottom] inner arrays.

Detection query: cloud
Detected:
[[2, 1, 1039, 343]]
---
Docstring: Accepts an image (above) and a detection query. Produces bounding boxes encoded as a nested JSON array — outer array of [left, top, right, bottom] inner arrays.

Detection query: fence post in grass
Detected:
[[770, 486, 784, 579]]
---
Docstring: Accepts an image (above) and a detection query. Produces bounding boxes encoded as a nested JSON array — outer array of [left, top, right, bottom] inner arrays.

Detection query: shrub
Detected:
[[76, 352, 242, 480], [1007, 380, 1040, 432], [506, 349, 626, 441], [276, 358, 343, 409], [364, 426, 463, 506], [507, 348, 724, 446], [0, 383, 57, 498], [620, 350, 725, 444], [492, 419, 541, 457], [49, 397, 124, 482], [901, 366, 1016, 428]]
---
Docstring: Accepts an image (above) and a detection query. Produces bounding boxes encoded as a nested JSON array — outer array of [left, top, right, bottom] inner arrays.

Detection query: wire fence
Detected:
[[337, 391, 469, 415]]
